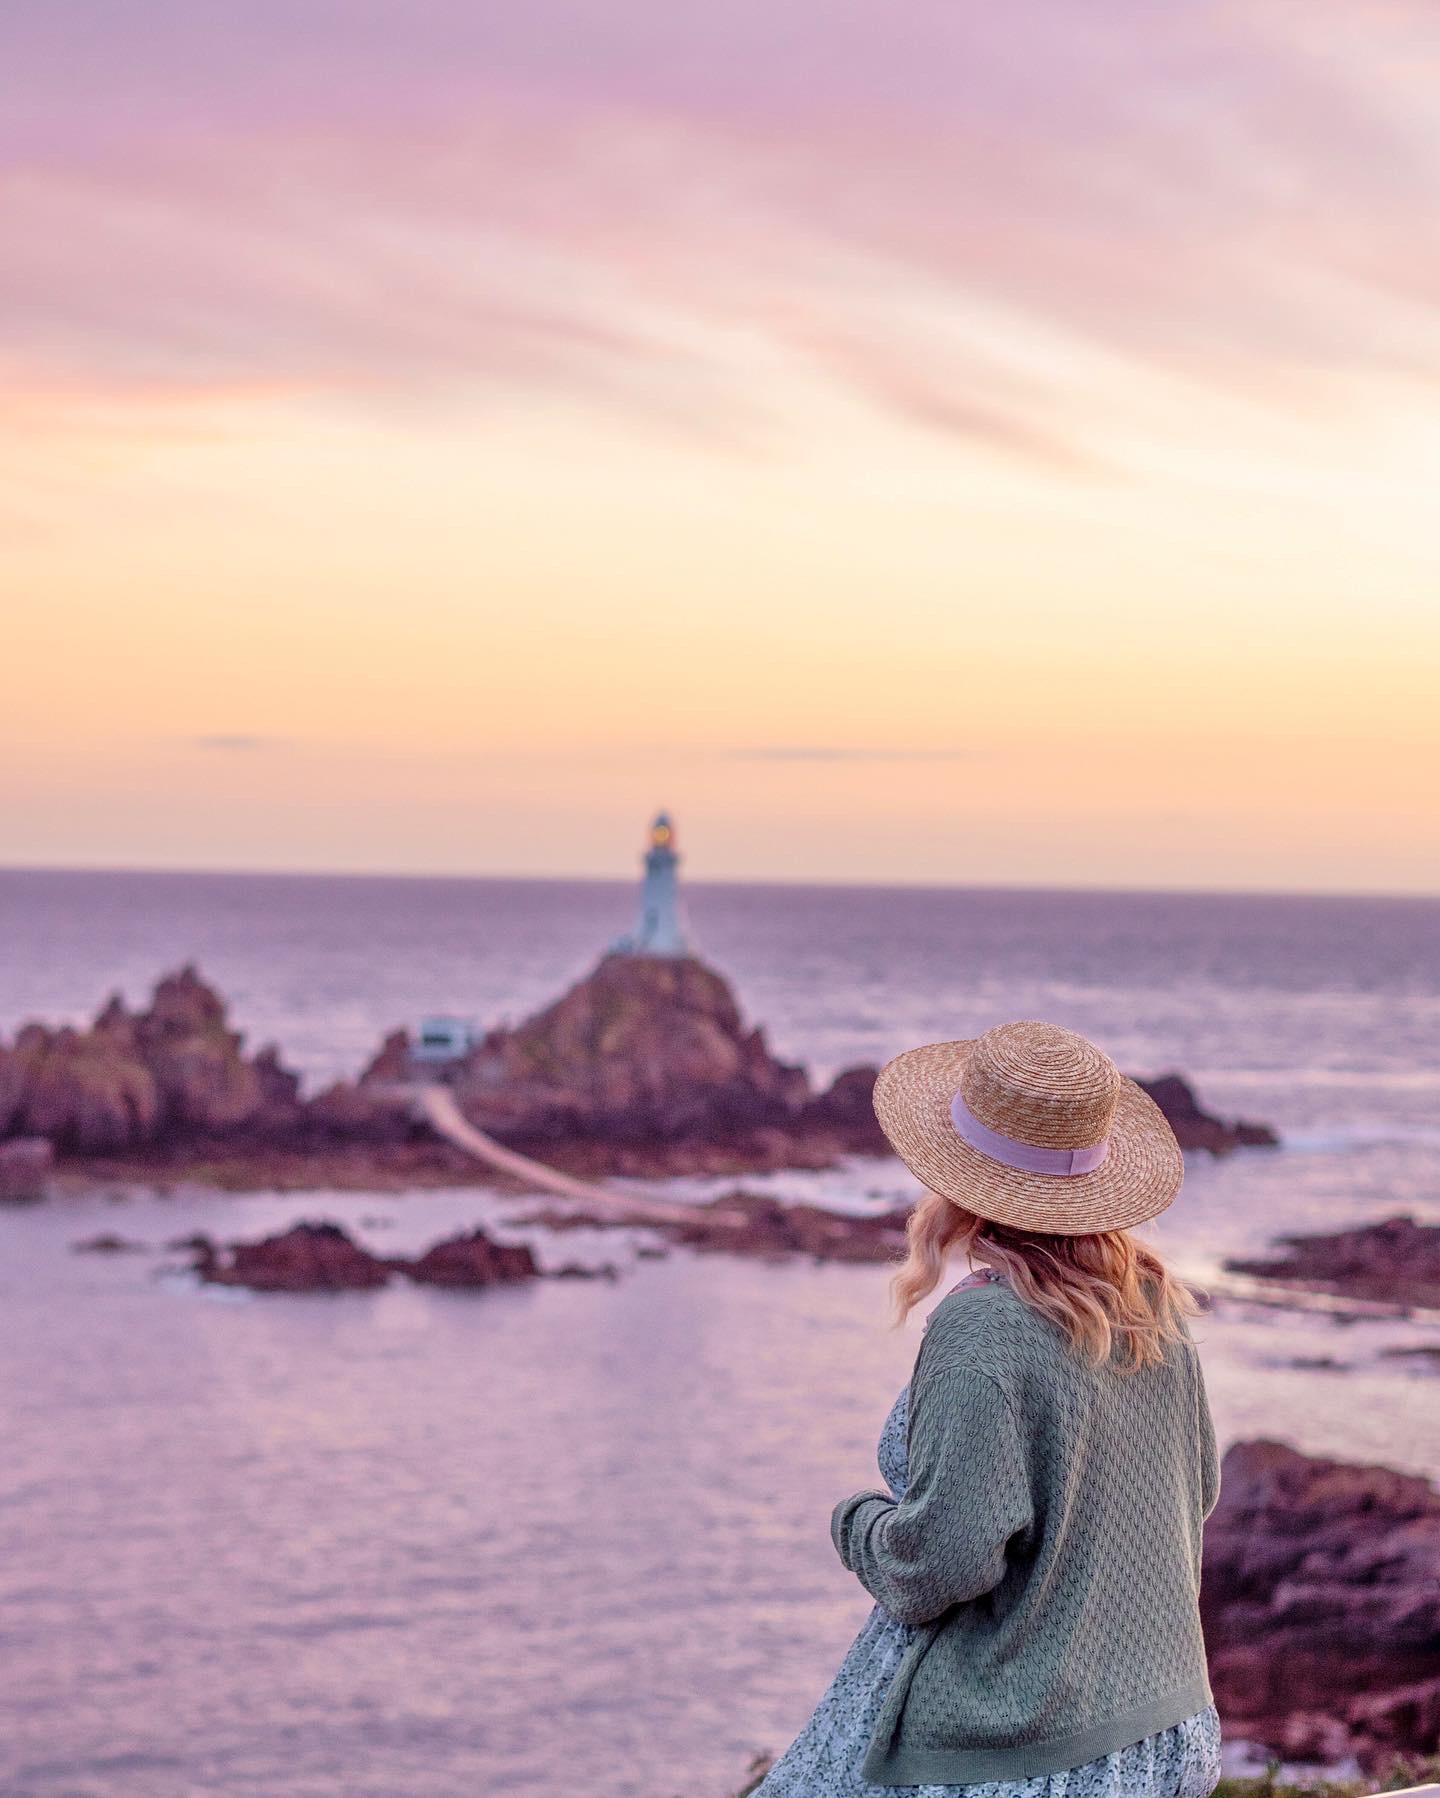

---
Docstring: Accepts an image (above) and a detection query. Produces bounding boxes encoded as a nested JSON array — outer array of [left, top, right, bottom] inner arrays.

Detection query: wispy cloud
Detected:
[[189, 734, 285, 752], [728, 747, 979, 763], [2, 0, 1438, 461]]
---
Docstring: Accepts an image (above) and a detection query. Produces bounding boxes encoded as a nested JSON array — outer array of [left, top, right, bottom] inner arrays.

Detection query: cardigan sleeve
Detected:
[[1196, 1357, 1221, 1520], [830, 1364, 1033, 1628]]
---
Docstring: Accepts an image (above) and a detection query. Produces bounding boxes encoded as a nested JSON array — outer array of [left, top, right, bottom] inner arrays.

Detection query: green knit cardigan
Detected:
[[830, 1281, 1220, 1785]]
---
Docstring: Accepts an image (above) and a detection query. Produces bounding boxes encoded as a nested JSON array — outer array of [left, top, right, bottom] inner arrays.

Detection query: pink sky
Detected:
[[4, 1, 1439, 890]]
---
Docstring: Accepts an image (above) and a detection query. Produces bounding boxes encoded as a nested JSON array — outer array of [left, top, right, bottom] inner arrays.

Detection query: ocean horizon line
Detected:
[[1, 860, 1437, 908]]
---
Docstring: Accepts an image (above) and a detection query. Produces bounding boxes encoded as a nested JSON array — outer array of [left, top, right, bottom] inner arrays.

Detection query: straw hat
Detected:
[[873, 1020, 1183, 1236]]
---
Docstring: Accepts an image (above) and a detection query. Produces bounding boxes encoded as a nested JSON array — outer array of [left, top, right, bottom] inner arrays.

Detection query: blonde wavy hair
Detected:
[[891, 1190, 1200, 1372]]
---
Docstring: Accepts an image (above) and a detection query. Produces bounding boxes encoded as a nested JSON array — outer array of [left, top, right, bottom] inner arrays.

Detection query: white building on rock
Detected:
[[611, 811, 690, 958]]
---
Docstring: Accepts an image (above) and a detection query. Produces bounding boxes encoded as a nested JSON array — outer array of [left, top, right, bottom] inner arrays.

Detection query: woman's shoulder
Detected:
[[921, 1270, 1022, 1355], [923, 1267, 1005, 1325]]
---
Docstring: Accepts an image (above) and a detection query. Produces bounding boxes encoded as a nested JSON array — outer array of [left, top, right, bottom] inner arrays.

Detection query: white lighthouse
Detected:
[[612, 811, 690, 957]]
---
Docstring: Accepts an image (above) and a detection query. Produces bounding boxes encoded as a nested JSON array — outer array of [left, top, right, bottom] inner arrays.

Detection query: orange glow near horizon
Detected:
[[3, 5, 1439, 894]]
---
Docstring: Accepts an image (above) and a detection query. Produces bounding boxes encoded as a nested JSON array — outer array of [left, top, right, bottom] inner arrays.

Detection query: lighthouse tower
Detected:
[[612, 811, 690, 957]]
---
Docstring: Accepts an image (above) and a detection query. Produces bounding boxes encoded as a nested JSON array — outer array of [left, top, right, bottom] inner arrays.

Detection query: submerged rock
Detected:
[[1201, 1438, 1440, 1771], [1226, 1215, 1440, 1310]]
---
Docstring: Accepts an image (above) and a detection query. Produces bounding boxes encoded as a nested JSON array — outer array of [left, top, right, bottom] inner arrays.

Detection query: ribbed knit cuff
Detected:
[[831, 1489, 890, 1566]]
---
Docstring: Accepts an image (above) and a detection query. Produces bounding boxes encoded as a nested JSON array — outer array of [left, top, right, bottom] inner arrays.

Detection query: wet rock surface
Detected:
[[510, 1190, 912, 1263], [190, 1220, 393, 1291], [1201, 1438, 1440, 1771], [183, 1220, 547, 1292], [405, 1229, 539, 1287], [1225, 1215, 1440, 1310]]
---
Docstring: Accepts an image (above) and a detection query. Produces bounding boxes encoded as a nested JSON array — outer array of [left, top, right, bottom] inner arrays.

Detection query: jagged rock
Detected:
[[1201, 1438, 1440, 1771], [359, 1029, 413, 1086], [132, 967, 301, 1135], [186, 1220, 544, 1292], [0, 966, 303, 1154], [1226, 1215, 1440, 1310], [0, 1135, 55, 1200], [1134, 1074, 1278, 1154], [402, 1229, 539, 1287], [298, 1079, 414, 1147], [190, 1220, 392, 1291], [2, 1022, 162, 1153], [800, 1065, 890, 1153], [436, 954, 812, 1145]]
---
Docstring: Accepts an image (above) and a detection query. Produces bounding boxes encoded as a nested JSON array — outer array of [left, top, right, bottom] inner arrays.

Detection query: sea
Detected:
[[1, 870, 1437, 1798]]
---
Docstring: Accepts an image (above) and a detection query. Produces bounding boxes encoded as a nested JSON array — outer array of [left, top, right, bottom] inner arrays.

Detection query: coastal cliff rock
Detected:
[[1201, 1438, 1440, 1770], [0, 967, 302, 1154], [1226, 1215, 1440, 1311]]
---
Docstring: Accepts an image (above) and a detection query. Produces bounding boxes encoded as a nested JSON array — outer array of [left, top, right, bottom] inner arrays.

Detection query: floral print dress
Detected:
[[755, 1270, 1222, 1798]]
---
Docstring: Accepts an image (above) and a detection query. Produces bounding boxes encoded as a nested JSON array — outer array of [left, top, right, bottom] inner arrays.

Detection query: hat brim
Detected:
[[873, 1040, 1183, 1236]]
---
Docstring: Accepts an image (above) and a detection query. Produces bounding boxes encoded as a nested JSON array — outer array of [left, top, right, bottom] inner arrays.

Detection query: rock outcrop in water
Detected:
[[367, 955, 1277, 1176], [405, 1228, 540, 1287], [512, 1191, 914, 1263], [0, 1135, 54, 1200], [365, 953, 885, 1173], [1131, 1074, 1278, 1155], [1, 961, 1279, 1189], [191, 1220, 392, 1290], [0, 967, 303, 1154], [1226, 1215, 1440, 1311], [186, 1219, 541, 1291], [1201, 1438, 1440, 1770]]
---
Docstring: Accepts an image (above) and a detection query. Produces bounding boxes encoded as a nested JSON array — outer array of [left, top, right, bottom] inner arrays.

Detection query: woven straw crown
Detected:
[[873, 1019, 1183, 1236]]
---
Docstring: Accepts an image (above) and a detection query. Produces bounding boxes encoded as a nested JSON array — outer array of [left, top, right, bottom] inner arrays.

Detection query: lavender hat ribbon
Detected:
[[950, 1089, 1112, 1176]]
